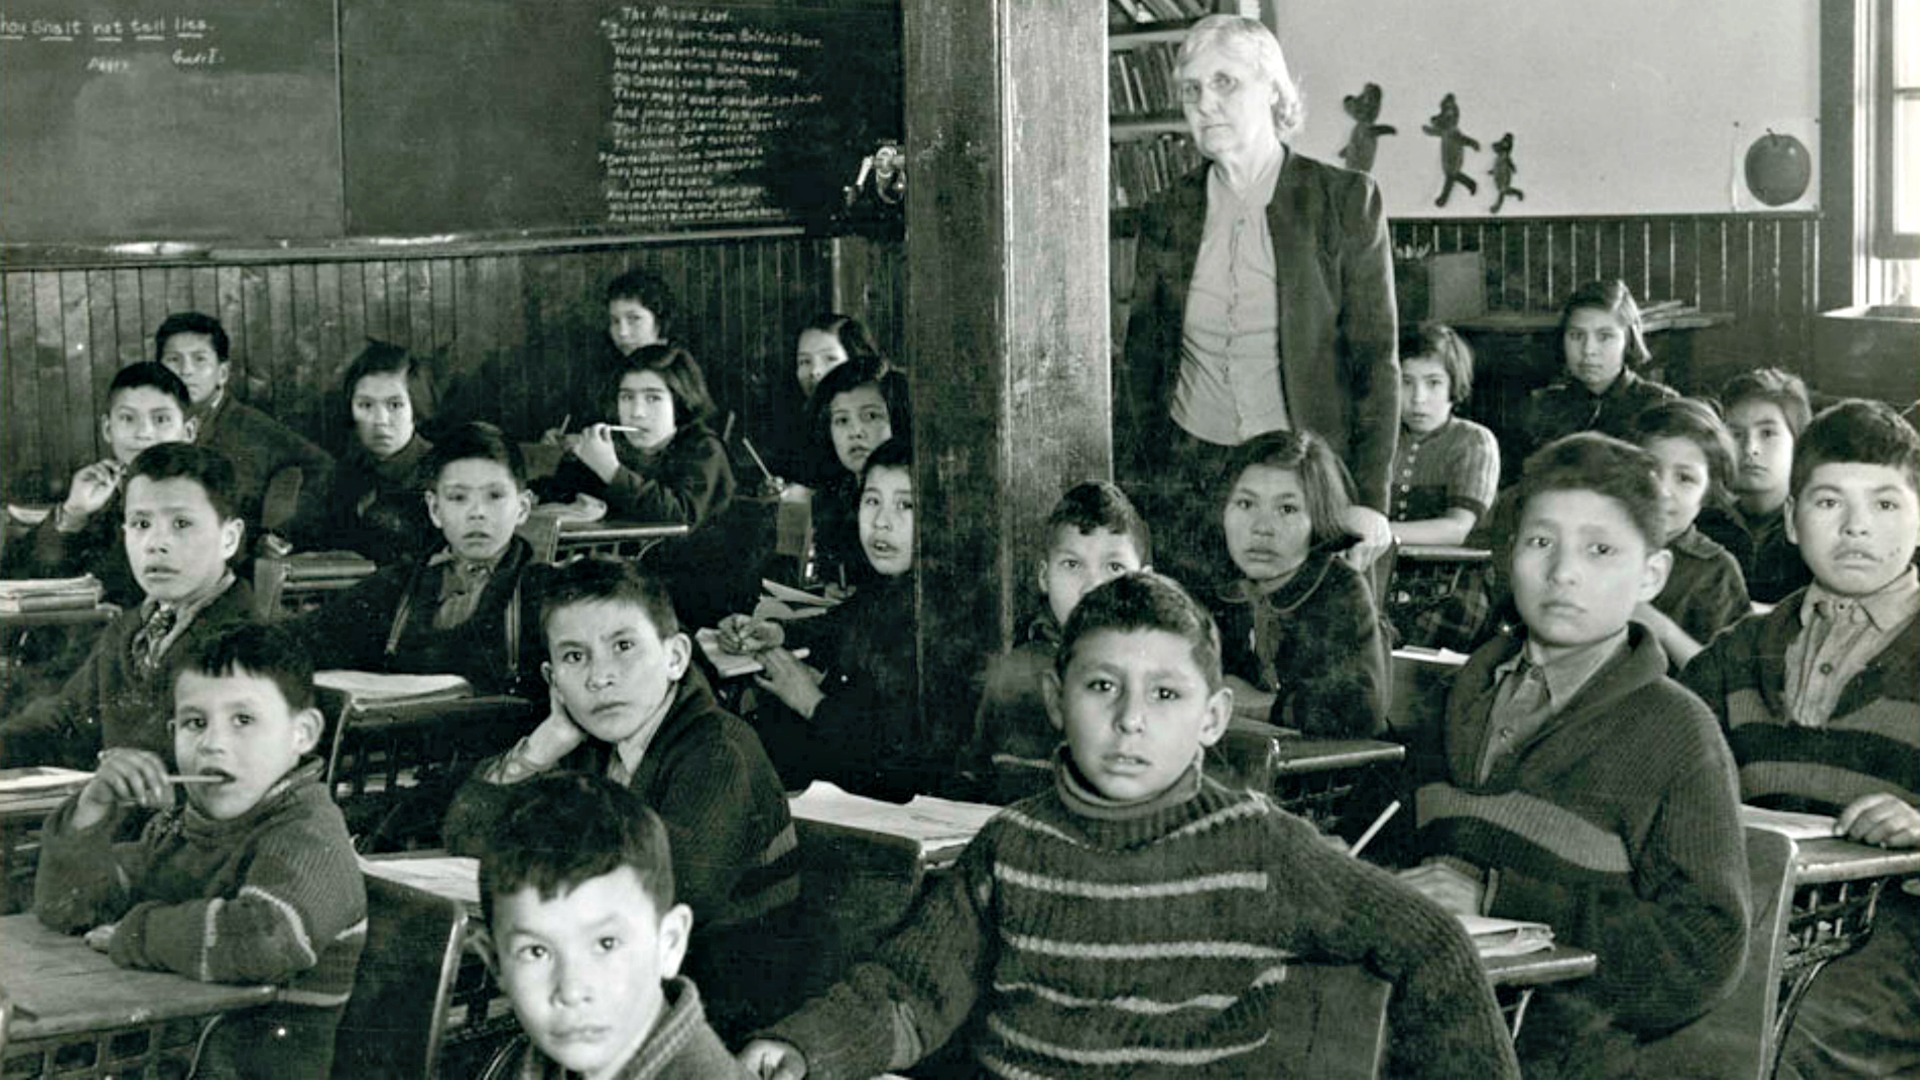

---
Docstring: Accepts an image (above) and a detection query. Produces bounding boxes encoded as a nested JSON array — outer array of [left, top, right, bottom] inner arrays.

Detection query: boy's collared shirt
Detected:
[[1786, 566, 1920, 728], [1474, 627, 1628, 784], [428, 547, 508, 629]]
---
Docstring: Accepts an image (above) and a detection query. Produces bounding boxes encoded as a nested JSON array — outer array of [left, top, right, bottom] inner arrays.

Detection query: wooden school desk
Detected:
[[528, 520, 690, 563], [0, 913, 276, 1078], [0, 602, 119, 717], [0, 768, 89, 916], [1270, 736, 1407, 832], [1481, 945, 1599, 1039]]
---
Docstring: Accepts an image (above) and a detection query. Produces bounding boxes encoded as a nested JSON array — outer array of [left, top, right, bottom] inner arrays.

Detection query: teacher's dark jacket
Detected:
[[1120, 152, 1399, 510]]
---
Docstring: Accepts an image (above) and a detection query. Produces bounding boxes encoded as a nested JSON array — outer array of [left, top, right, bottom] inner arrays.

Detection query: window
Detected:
[[1874, 0, 1919, 258]]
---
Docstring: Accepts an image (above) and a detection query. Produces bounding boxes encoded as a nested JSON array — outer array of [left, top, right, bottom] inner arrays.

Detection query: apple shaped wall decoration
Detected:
[[1745, 130, 1812, 207]]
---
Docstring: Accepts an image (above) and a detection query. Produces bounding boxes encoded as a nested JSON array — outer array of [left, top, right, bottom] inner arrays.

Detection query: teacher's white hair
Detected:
[[1178, 15, 1305, 140]]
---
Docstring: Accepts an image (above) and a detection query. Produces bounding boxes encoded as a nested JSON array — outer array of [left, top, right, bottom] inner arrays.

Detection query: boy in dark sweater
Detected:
[[1714, 368, 1816, 604], [1683, 400, 1920, 1079], [3, 361, 197, 607], [156, 311, 334, 546], [444, 556, 800, 1040], [965, 480, 1149, 803], [295, 421, 545, 696], [1405, 433, 1750, 1077], [34, 622, 366, 1080], [0, 443, 254, 768], [741, 572, 1518, 1080], [478, 774, 752, 1079]]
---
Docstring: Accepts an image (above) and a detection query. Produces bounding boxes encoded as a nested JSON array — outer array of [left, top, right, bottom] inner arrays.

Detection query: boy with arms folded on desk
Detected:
[[445, 556, 800, 1040], [0, 443, 254, 769], [1404, 433, 1749, 1078], [1682, 399, 1920, 1079], [964, 480, 1150, 804], [2, 361, 197, 608], [33, 622, 366, 1080], [295, 421, 545, 697], [478, 773, 752, 1079], [741, 572, 1519, 1080]]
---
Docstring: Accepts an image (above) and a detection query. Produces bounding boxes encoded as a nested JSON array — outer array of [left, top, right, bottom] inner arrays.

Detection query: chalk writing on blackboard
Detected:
[[0, 13, 225, 70], [599, 5, 825, 229]]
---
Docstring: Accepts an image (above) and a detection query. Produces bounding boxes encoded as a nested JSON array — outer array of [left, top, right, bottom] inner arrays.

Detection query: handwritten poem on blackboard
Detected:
[[600, 4, 825, 229]]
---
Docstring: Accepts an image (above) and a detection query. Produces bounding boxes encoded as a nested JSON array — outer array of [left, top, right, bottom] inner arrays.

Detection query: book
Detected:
[[789, 780, 1002, 865], [1741, 804, 1841, 841], [0, 765, 92, 796], [315, 670, 473, 708], [0, 574, 103, 613], [1456, 913, 1555, 958], [693, 628, 809, 680]]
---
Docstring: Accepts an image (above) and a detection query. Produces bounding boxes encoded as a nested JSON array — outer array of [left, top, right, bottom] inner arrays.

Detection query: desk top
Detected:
[[1481, 943, 1598, 989], [555, 520, 691, 543], [0, 604, 119, 628], [1, 914, 277, 1040], [1271, 737, 1407, 776], [1451, 310, 1734, 335], [1790, 838, 1920, 886]]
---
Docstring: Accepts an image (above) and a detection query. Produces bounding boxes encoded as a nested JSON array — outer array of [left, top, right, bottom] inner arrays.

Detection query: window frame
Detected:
[[1873, 0, 1920, 258]]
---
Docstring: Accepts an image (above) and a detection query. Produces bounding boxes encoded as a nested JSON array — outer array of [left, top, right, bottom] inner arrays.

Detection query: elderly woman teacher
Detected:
[[1118, 15, 1397, 581]]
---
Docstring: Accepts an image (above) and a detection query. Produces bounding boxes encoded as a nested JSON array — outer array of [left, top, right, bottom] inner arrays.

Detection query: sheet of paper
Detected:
[[1741, 805, 1841, 841], [1455, 913, 1555, 958], [359, 855, 481, 907], [760, 579, 839, 608], [315, 670, 473, 703], [789, 781, 1000, 861]]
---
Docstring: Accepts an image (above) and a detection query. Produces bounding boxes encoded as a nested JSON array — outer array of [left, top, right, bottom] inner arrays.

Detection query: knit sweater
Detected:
[[1213, 546, 1388, 736], [34, 757, 367, 1080], [1682, 592, 1920, 812], [490, 977, 752, 1080], [0, 579, 255, 769], [1387, 416, 1500, 524], [539, 427, 736, 531], [1418, 625, 1750, 1042], [321, 435, 435, 566], [1519, 368, 1679, 461], [764, 757, 1519, 1080], [1655, 525, 1751, 648], [292, 535, 546, 697], [195, 394, 335, 543]]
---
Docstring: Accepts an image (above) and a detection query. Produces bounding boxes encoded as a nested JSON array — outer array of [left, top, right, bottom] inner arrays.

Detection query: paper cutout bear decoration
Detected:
[[1338, 83, 1397, 173], [1422, 93, 1480, 208], [1489, 133, 1523, 213]]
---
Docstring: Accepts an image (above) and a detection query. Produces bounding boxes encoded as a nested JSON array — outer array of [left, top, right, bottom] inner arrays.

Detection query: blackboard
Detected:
[[340, 0, 902, 237], [0, 0, 343, 243]]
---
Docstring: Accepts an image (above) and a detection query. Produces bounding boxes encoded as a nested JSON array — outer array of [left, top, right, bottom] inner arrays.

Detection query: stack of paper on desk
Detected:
[[0, 575, 103, 613], [789, 780, 1002, 865], [692, 628, 808, 679], [315, 670, 473, 708], [1741, 805, 1841, 841], [1457, 913, 1555, 958]]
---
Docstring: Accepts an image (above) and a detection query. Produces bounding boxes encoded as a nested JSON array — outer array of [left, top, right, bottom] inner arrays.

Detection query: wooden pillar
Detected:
[[902, 2, 1110, 760]]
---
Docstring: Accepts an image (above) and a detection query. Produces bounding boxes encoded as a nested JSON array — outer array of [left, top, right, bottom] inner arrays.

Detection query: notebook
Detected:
[[1456, 913, 1555, 958], [1741, 805, 1841, 841]]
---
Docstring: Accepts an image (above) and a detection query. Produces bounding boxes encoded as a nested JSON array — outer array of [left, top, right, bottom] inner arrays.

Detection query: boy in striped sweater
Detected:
[[1683, 400, 1920, 1079], [34, 622, 367, 1080], [741, 572, 1517, 1079], [1405, 434, 1750, 1077]]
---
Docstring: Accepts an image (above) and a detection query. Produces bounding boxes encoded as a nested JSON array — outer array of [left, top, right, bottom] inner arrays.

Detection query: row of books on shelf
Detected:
[[1112, 133, 1202, 211], [1110, 41, 1183, 120], [0, 574, 102, 614], [1110, 0, 1215, 25]]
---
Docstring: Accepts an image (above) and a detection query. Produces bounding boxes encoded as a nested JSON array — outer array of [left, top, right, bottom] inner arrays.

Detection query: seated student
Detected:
[[478, 774, 753, 1079], [538, 267, 676, 444], [295, 422, 543, 697], [34, 622, 366, 1080], [321, 340, 436, 564], [3, 361, 197, 607], [1517, 279, 1679, 461], [444, 556, 800, 1039], [1211, 430, 1387, 737], [717, 438, 933, 799], [964, 480, 1150, 804], [739, 572, 1519, 1080], [1711, 367, 1816, 604], [1682, 399, 1920, 1079], [772, 313, 878, 484], [1388, 322, 1500, 547], [800, 355, 911, 590], [1403, 433, 1749, 1077], [0, 443, 253, 769], [1624, 399, 1751, 668], [155, 311, 334, 545], [539, 343, 736, 530]]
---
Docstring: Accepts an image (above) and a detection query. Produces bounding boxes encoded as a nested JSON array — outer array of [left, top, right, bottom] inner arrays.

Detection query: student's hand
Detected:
[[84, 922, 119, 953], [1837, 793, 1920, 849], [717, 614, 784, 654], [738, 1039, 808, 1080], [1398, 861, 1486, 916], [569, 424, 621, 483], [821, 581, 855, 603], [754, 648, 826, 719], [61, 459, 124, 525], [524, 685, 589, 767], [1339, 505, 1393, 571], [80, 747, 174, 817]]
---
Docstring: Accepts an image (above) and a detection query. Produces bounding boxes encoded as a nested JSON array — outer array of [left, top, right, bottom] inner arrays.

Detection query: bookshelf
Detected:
[[1106, 2, 1259, 213]]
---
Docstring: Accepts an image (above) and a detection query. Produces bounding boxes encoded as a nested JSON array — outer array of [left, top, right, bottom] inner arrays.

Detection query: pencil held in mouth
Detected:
[[165, 774, 227, 785]]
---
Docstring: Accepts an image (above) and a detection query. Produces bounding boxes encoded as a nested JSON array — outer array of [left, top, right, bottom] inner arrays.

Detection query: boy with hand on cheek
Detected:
[[741, 573, 1517, 1080], [34, 623, 367, 1080], [1684, 400, 1920, 1077], [445, 556, 799, 1039], [0, 443, 253, 769], [479, 773, 753, 1079]]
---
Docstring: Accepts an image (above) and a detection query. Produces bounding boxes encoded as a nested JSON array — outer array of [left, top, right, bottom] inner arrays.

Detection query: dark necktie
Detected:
[[131, 605, 180, 676]]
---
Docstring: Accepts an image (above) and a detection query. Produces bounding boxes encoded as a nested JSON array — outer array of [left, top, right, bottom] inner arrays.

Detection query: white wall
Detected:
[[1267, 0, 1820, 217]]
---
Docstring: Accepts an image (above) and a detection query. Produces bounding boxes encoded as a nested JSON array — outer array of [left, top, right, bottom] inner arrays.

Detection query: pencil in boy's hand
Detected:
[[605, 425, 643, 433], [740, 436, 776, 485], [559, 413, 572, 436], [1349, 799, 1402, 859], [164, 774, 226, 785]]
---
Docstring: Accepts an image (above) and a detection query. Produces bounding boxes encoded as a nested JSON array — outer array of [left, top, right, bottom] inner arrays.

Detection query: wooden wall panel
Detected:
[[1, 235, 878, 502]]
